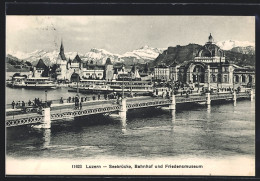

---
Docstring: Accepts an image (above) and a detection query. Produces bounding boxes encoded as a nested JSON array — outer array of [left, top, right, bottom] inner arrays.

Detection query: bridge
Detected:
[[6, 90, 254, 128]]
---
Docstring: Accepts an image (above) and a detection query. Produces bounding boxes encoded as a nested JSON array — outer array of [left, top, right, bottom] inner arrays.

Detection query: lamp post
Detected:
[[45, 90, 48, 107], [130, 72, 133, 97], [45, 90, 47, 102], [122, 76, 125, 98], [233, 75, 235, 91], [76, 72, 79, 97]]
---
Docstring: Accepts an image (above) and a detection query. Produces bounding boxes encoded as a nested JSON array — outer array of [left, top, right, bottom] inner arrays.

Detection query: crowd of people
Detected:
[[57, 92, 123, 110], [11, 98, 44, 109], [10, 85, 247, 110]]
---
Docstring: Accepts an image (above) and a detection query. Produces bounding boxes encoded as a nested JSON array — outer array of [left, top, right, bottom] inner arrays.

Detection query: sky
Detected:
[[6, 16, 255, 54]]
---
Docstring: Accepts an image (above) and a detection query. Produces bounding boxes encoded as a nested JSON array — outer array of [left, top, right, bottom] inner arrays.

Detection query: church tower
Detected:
[[104, 58, 114, 81], [56, 39, 67, 80], [59, 39, 66, 60]]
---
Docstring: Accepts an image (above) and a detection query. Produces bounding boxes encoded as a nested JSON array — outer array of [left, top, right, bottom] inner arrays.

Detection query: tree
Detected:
[[25, 61, 32, 66]]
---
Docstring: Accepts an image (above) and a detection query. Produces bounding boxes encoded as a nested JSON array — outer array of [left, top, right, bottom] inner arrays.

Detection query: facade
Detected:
[[168, 34, 255, 88], [154, 64, 170, 81], [82, 61, 105, 80], [32, 59, 47, 78], [66, 54, 84, 81], [104, 58, 114, 81]]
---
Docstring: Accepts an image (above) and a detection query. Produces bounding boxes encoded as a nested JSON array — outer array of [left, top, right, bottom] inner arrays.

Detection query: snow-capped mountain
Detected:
[[216, 40, 255, 55], [122, 45, 164, 60], [82, 48, 121, 64], [216, 40, 255, 50], [7, 45, 166, 66], [230, 46, 255, 55]]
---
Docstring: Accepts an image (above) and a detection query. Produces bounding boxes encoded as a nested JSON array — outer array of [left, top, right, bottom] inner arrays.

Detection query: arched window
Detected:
[[249, 75, 252, 83], [242, 75, 246, 83]]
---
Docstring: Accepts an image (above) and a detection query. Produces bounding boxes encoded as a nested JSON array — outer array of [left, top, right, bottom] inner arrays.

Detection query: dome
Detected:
[[198, 43, 223, 57]]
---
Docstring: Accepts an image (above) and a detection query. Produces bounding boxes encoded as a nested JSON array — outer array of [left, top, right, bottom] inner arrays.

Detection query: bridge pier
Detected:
[[42, 107, 51, 129], [42, 129, 51, 148], [233, 91, 237, 106], [251, 89, 255, 101], [206, 93, 211, 108], [118, 98, 127, 119], [169, 95, 176, 110]]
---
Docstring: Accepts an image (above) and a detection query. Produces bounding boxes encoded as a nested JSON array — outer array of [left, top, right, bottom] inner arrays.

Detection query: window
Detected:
[[225, 67, 229, 72], [224, 75, 228, 83]]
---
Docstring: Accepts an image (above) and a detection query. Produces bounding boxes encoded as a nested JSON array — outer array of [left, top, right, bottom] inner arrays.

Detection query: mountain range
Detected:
[[7, 45, 165, 67], [6, 40, 255, 68]]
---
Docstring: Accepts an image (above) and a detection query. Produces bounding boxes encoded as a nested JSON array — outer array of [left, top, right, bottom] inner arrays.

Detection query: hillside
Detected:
[[151, 44, 202, 66], [151, 44, 255, 67], [6, 56, 32, 72]]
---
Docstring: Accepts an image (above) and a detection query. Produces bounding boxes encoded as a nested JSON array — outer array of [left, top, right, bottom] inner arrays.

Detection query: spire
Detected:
[[208, 33, 214, 43], [60, 38, 64, 51], [59, 38, 66, 60]]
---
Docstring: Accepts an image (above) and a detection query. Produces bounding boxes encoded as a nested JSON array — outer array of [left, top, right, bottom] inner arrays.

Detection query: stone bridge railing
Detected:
[[6, 115, 44, 127]]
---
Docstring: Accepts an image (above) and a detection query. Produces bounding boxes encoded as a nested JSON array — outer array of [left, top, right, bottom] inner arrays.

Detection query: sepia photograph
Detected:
[[5, 15, 255, 176]]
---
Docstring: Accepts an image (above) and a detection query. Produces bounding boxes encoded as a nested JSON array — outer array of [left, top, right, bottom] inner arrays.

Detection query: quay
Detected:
[[6, 90, 254, 128]]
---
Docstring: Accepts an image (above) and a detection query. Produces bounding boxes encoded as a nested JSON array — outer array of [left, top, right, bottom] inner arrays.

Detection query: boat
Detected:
[[68, 80, 154, 95], [7, 76, 57, 89], [24, 78, 57, 89], [6, 75, 26, 88], [108, 80, 154, 94]]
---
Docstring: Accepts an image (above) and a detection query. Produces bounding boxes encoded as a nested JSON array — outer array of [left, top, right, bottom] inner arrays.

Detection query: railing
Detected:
[[6, 115, 44, 127], [236, 92, 251, 98], [126, 100, 171, 109], [211, 94, 233, 100], [176, 97, 206, 103], [50, 105, 121, 120]]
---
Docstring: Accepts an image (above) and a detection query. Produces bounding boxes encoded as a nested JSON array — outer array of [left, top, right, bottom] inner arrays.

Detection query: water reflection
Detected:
[[207, 105, 211, 114], [233, 100, 237, 107], [121, 116, 127, 134], [42, 129, 51, 148], [171, 110, 176, 133], [205, 106, 211, 132]]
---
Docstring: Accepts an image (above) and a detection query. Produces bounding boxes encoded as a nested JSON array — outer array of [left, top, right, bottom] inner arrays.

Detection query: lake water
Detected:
[[5, 87, 255, 175]]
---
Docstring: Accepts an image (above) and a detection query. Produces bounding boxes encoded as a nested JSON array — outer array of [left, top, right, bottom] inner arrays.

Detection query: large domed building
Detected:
[[169, 34, 255, 88]]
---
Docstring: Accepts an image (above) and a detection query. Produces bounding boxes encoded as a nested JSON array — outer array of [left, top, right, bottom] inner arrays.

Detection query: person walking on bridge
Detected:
[[79, 101, 82, 110], [22, 101, 25, 107], [11, 101, 15, 109]]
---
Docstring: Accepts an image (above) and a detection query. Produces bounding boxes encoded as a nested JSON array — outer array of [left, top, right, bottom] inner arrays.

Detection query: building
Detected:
[[54, 41, 141, 82], [32, 59, 48, 78], [168, 34, 255, 88], [104, 58, 114, 81], [169, 60, 179, 82], [154, 64, 170, 81], [56, 40, 69, 80]]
